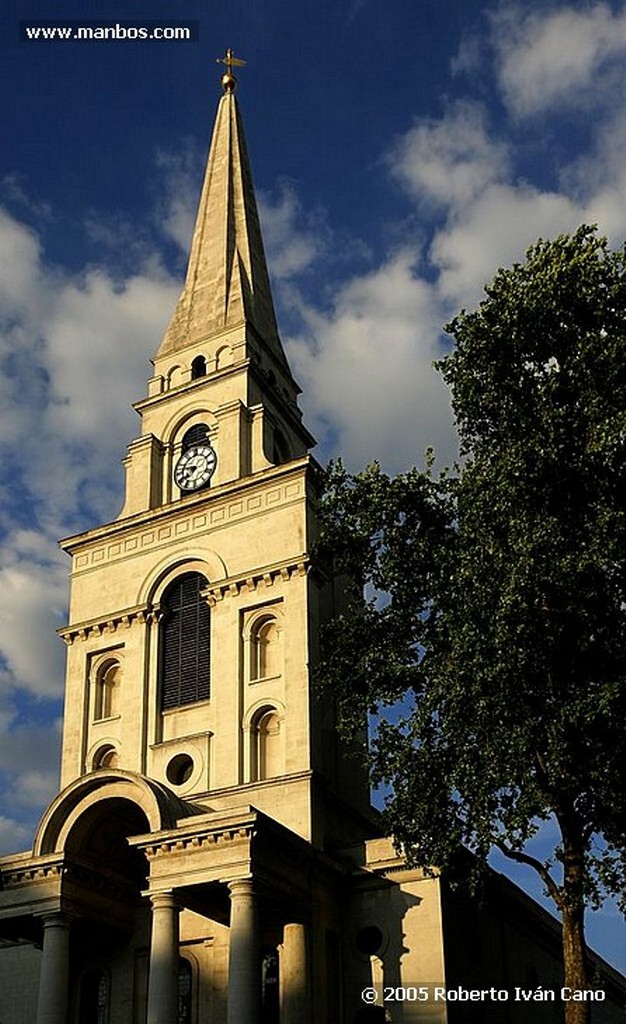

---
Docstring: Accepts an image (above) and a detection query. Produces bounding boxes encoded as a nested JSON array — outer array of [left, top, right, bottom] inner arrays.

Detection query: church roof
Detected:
[[157, 72, 285, 363]]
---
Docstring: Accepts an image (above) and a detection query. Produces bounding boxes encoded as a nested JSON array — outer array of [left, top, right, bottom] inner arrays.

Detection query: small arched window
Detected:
[[251, 707, 282, 781], [79, 968, 109, 1024], [93, 744, 119, 770], [159, 573, 210, 710], [215, 345, 233, 370], [250, 617, 281, 681], [190, 355, 207, 380], [94, 660, 120, 720]]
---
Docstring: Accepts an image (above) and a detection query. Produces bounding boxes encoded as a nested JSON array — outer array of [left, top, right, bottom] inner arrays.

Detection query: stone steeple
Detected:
[[157, 75, 286, 366]]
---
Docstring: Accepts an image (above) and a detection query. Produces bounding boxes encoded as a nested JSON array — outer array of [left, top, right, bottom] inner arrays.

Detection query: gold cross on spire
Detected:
[[216, 48, 247, 92]]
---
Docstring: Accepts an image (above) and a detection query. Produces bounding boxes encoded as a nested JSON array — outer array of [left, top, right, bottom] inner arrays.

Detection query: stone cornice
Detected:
[[60, 457, 312, 558], [2, 856, 64, 888], [203, 556, 309, 605], [129, 808, 258, 860], [57, 602, 160, 645], [57, 555, 310, 643]]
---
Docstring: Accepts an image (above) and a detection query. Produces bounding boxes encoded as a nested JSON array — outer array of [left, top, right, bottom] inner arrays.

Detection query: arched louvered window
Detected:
[[181, 423, 209, 452], [159, 573, 210, 710]]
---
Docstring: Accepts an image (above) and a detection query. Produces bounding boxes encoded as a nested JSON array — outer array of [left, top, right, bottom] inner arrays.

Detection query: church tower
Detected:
[[56, 58, 371, 850]]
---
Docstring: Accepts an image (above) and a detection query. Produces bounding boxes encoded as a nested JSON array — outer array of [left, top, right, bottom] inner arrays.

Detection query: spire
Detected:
[[157, 59, 284, 362]]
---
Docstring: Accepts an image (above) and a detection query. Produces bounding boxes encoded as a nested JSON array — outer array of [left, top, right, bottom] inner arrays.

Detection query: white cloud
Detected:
[[154, 143, 203, 254], [0, 559, 66, 698], [288, 250, 456, 471], [0, 206, 179, 531], [259, 184, 329, 279], [492, 2, 626, 118], [0, 816, 32, 856], [432, 183, 582, 310], [10, 770, 59, 809], [389, 101, 508, 210]]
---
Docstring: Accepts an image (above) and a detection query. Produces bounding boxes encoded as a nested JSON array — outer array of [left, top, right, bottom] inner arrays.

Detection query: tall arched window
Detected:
[[159, 573, 210, 710], [251, 707, 282, 781], [94, 659, 120, 720]]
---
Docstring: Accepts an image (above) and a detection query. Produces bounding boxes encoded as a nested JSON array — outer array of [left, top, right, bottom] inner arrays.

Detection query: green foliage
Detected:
[[316, 227, 626, 915]]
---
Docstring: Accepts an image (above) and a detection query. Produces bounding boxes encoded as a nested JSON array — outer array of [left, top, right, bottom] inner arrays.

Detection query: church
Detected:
[[0, 56, 624, 1024]]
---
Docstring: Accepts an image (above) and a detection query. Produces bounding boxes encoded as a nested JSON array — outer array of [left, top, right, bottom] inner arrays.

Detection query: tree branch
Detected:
[[494, 838, 562, 908]]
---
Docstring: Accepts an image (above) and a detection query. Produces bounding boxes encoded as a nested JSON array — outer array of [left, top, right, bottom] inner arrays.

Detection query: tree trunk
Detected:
[[562, 904, 588, 1024], [561, 832, 589, 1024]]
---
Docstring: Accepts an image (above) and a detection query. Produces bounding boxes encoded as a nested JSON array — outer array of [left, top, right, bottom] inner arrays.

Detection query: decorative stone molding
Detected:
[[58, 604, 163, 645], [141, 824, 254, 861], [3, 861, 63, 887], [203, 557, 309, 606], [69, 471, 307, 571]]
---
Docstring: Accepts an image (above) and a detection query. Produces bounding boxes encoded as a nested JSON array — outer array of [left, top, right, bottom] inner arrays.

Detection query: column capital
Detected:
[[148, 889, 180, 911], [227, 877, 255, 898], [35, 908, 75, 927]]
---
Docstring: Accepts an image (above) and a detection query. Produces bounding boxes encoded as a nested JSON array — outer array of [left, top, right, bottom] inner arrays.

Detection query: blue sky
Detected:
[[1, 0, 625, 974]]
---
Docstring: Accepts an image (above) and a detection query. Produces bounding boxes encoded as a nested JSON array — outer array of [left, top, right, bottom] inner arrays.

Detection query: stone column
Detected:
[[227, 878, 260, 1024], [280, 922, 311, 1023], [146, 890, 180, 1024], [35, 911, 71, 1024]]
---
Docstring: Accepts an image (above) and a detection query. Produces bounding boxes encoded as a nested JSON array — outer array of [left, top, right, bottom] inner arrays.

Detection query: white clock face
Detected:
[[174, 445, 217, 492]]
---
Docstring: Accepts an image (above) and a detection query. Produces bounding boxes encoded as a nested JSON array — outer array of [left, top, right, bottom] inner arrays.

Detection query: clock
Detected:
[[174, 444, 217, 492]]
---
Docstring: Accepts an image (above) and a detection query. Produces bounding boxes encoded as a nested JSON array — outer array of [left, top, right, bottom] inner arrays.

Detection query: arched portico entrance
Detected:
[[30, 771, 191, 1024]]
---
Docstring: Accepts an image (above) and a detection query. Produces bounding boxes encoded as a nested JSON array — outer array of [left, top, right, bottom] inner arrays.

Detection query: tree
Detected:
[[317, 227, 626, 1024]]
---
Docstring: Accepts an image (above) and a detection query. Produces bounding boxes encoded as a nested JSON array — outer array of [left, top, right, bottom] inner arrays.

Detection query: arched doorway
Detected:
[[62, 797, 152, 1024]]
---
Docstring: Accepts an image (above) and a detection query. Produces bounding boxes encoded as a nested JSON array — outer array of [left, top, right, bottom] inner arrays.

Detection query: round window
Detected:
[[166, 753, 194, 786], [355, 925, 384, 956]]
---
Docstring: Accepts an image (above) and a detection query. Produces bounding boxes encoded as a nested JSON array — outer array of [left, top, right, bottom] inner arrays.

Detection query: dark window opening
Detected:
[[355, 926, 384, 956], [159, 573, 210, 710], [191, 355, 207, 379], [79, 968, 108, 1024], [181, 423, 210, 453], [167, 753, 194, 786], [272, 429, 290, 465], [178, 958, 192, 1024], [261, 947, 279, 1024]]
